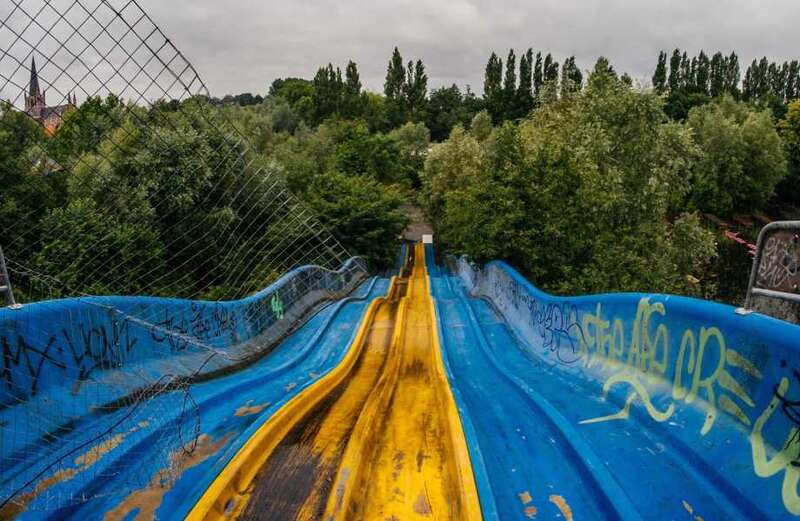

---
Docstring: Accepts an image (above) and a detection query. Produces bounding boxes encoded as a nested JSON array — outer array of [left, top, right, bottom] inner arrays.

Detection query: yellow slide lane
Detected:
[[188, 243, 481, 520]]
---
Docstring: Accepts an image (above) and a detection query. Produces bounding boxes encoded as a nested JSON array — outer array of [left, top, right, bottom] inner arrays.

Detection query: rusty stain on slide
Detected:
[[188, 243, 481, 520]]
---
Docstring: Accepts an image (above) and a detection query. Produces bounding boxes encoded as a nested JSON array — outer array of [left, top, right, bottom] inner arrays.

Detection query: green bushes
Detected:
[[424, 72, 719, 297], [305, 171, 409, 269], [776, 100, 800, 210], [686, 97, 787, 216]]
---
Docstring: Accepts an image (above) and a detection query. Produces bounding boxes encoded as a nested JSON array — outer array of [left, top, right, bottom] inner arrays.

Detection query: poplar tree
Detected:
[[696, 51, 710, 94], [342, 60, 363, 118], [668, 49, 682, 92], [384, 47, 406, 99], [503, 49, 517, 119], [406, 59, 429, 121], [544, 53, 559, 88], [742, 60, 756, 100], [543, 53, 553, 82], [680, 52, 691, 90], [385, 48, 408, 127], [484, 52, 504, 122], [533, 52, 544, 97], [689, 56, 698, 92], [757, 57, 770, 98], [516, 48, 534, 117], [652, 51, 668, 93], [787, 61, 800, 101], [561, 57, 582, 97], [709, 52, 724, 97], [725, 52, 740, 95]]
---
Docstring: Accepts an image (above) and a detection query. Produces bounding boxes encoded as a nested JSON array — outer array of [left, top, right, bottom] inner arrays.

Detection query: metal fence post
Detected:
[[743, 221, 800, 324], [0, 245, 21, 309]]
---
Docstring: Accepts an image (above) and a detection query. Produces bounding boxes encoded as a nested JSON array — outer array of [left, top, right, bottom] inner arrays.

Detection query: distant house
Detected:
[[24, 57, 75, 134]]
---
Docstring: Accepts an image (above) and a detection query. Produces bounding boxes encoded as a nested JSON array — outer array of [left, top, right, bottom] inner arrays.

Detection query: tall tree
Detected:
[[709, 52, 725, 97], [516, 49, 534, 118], [768, 62, 782, 98], [679, 52, 691, 90], [384, 48, 408, 127], [406, 59, 429, 122], [653, 51, 668, 93], [384, 47, 406, 99], [742, 60, 756, 100], [688, 56, 698, 92], [544, 54, 559, 83], [533, 52, 544, 98], [561, 56, 582, 97], [668, 49, 682, 92], [543, 53, 553, 82], [484, 52, 504, 122], [312, 64, 342, 122], [503, 49, 517, 119], [342, 60, 363, 118], [787, 61, 800, 101], [725, 52, 740, 95], [757, 57, 770, 98], [695, 51, 710, 94]]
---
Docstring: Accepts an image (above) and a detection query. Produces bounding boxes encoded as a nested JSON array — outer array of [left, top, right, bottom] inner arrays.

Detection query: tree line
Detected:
[[653, 48, 800, 119], [249, 47, 800, 143], [3, 46, 800, 304]]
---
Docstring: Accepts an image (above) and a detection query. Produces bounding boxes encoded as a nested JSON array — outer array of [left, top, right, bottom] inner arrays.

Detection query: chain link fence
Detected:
[[0, 0, 367, 513]]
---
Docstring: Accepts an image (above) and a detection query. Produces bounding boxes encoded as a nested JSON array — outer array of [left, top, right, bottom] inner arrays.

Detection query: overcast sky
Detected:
[[143, 0, 799, 97]]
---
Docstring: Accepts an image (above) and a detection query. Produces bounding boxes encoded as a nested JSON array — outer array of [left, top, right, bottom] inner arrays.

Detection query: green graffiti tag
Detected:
[[271, 292, 285, 321]]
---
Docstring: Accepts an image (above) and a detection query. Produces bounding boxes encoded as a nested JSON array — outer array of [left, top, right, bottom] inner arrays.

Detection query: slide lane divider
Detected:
[[323, 243, 482, 520], [431, 286, 500, 521], [320, 297, 409, 519]]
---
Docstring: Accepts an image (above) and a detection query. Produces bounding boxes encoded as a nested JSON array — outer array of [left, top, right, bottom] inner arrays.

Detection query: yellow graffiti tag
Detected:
[[749, 377, 800, 515], [579, 298, 756, 436]]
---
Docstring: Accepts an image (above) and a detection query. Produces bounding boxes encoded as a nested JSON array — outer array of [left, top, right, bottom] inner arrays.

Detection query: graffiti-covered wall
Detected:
[[1, 258, 366, 406], [0, 258, 366, 465], [455, 257, 800, 517]]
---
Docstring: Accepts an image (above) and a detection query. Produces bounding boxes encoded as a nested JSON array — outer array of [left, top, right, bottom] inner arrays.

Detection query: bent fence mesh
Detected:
[[0, 0, 363, 512]]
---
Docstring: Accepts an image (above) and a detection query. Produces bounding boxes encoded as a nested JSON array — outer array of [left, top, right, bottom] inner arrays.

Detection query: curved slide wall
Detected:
[[0, 258, 381, 519], [430, 247, 800, 520], [0, 258, 367, 409]]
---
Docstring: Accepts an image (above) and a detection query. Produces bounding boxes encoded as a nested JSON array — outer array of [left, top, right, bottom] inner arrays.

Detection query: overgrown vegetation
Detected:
[[424, 70, 717, 296], [2, 47, 800, 303]]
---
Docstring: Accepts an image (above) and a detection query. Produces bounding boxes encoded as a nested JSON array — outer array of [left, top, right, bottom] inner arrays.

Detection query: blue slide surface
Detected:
[[427, 244, 800, 520], [6, 276, 388, 520]]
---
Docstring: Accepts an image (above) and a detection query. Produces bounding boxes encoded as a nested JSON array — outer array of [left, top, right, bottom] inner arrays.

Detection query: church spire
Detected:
[[29, 56, 41, 98]]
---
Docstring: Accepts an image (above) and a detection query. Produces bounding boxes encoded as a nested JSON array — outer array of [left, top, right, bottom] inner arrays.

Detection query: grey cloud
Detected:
[[143, 0, 800, 96]]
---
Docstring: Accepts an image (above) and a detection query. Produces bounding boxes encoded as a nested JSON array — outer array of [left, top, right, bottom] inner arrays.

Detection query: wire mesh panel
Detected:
[[0, 0, 364, 514]]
